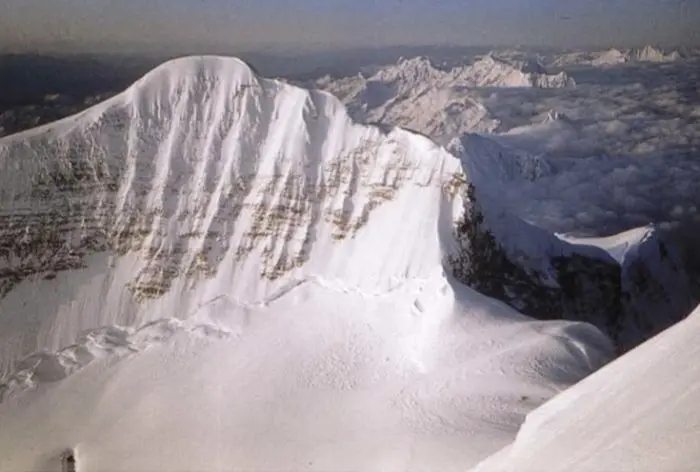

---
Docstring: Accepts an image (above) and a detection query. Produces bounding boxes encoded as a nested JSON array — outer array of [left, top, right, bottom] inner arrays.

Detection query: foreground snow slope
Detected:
[[0, 274, 613, 472], [0, 56, 614, 470], [472, 303, 700, 472]]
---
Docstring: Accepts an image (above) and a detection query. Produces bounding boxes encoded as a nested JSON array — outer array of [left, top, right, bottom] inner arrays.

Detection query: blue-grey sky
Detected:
[[2, 0, 699, 53]]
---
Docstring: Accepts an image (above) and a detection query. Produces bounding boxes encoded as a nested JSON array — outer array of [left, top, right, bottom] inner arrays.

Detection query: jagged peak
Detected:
[[476, 54, 546, 74], [592, 46, 682, 65], [467, 55, 574, 88], [377, 55, 442, 83], [396, 55, 433, 67], [633, 44, 681, 62]]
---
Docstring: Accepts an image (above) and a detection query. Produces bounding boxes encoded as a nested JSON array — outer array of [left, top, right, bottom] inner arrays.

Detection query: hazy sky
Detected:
[[2, 0, 699, 54]]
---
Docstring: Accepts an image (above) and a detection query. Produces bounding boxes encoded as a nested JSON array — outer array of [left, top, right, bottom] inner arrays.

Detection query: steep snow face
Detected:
[[312, 55, 573, 145], [0, 56, 616, 471], [454, 133, 554, 185], [0, 56, 464, 374], [471, 303, 700, 472]]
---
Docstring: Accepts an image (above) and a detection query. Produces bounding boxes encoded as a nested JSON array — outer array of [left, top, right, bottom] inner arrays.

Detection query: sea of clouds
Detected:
[[474, 57, 700, 284]]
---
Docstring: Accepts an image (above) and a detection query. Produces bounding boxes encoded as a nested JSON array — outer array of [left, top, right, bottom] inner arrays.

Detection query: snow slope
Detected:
[[471, 302, 700, 472], [0, 56, 614, 470], [0, 274, 614, 471]]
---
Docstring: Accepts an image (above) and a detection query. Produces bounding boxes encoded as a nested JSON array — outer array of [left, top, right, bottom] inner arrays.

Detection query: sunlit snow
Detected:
[[0, 48, 698, 471]]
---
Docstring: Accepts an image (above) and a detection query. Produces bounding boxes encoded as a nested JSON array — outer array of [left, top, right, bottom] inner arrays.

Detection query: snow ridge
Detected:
[[0, 318, 229, 403], [561, 226, 697, 350]]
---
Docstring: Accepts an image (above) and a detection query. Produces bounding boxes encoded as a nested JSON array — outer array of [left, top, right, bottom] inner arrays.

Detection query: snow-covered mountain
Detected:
[[312, 55, 573, 145], [551, 45, 683, 68], [0, 56, 614, 470], [0, 55, 467, 373], [466, 55, 575, 88], [0, 54, 696, 471], [591, 48, 631, 66], [632, 45, 682, 63], [471, 302, 700, 471]]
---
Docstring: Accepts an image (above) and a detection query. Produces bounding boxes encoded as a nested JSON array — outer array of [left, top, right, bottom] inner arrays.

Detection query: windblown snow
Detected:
[[471, 302, 700, 472], [0, 56, 615, 471]]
